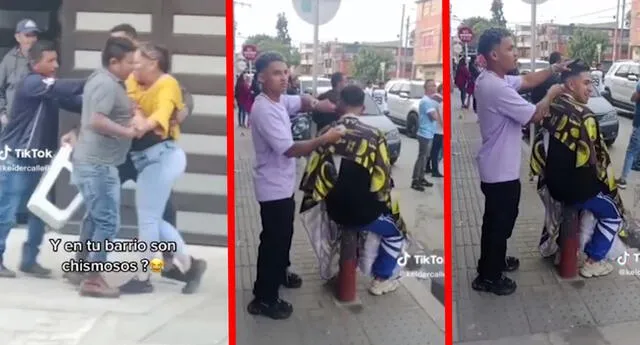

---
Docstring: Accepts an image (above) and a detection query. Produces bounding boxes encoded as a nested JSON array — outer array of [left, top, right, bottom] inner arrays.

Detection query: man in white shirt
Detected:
[[428, 84, 444, 177]]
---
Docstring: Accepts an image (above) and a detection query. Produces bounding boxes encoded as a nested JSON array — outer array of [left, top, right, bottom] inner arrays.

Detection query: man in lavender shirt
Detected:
[[473, 28, 567, 296], [247, 52, 344, 320]]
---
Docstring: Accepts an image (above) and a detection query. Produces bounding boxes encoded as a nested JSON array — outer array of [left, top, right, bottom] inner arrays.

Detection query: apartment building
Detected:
[[413, 0, 443, 81]]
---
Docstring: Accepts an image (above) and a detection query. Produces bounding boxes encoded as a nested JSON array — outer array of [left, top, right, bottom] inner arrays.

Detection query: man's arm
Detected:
[[87, 84, 134, 138], [498, 83, 562, 126], [21, 75, 85, 100], [519, 68, 554, 90], [58, 95, 83, 113], [0, 57, 7, 116], [632, 82, 640, 103]]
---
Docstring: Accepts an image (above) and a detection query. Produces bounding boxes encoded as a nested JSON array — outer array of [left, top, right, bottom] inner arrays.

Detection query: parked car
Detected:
[[385, 79, 441, 138], [517, 58, 550, 74], [298, 75, 332, 96], [291, 93, 401, 164], [602, 60, 640, 112]]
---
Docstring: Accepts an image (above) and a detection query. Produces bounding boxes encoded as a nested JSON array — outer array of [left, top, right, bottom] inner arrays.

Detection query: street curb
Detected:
[[400, 276, 446, 332]]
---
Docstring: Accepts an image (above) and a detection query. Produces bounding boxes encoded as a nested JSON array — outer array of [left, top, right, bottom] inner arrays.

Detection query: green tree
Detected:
[[490, 0, 507, 27], [568, 29, 608, 66], [276, 12, 291, 46], [353, 48, 393, 83]]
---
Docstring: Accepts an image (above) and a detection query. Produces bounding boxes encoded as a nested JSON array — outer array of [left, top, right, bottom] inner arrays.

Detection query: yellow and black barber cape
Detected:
[[530, 94, 624, 212], [298, 116, 407, 234]]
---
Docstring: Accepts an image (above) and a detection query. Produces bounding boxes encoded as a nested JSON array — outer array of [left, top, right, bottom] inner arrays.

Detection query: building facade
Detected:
[[0, 0, 227, 246], [413, 0, 443, 82]]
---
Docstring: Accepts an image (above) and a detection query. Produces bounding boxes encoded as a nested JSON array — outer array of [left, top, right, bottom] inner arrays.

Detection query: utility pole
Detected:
[[397, 4, 406, 78], [233, 1, 252, 78], [620, 0, 626, 59], [403, 16, 410, 79], [613, 0, 621, 61]]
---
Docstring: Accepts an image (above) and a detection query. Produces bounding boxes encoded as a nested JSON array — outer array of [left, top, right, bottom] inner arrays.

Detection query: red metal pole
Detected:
[[558, 207, 579, 278], [336, 229, 358, 302]]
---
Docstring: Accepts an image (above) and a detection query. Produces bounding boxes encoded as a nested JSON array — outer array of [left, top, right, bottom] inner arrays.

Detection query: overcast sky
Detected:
[[234, 0, 421, 51], [452, 0, 630, 33]]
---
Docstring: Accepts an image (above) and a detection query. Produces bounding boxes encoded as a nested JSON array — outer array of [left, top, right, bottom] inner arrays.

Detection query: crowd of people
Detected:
[[471, 27, 627, 296], [0, 20, 206, 298]]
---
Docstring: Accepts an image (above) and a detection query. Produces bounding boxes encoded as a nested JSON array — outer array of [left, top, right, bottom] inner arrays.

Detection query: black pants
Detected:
[[478, 180, 521, 280], [237, 105, 247, 126], [253, 196, 295, 302], [472, 96, 477, 113], [459, 87, 466, 105], [429, 134, 443, 174], [118, 154, 176, 227]]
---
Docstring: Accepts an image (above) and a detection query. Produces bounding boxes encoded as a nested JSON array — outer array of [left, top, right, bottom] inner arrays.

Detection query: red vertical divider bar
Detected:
[[442, 2, 453, 345], [225, 0, 236, 343]]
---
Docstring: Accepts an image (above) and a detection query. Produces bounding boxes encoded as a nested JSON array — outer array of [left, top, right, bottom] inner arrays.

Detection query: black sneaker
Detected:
[[616, 178, 627, 189], [471, 275, 517, 296], [282, 271, 302, 289], [420, 179, 434, 187], [0, 263, 16, 278], [504, 256, 520, 272], [20, 262, 51, 278], [432, 173, 444, 178], [411, 181, 425, 191], [119, 278, 154, 294], [182, 258, 207, 294], [247, 298, 293, 320]]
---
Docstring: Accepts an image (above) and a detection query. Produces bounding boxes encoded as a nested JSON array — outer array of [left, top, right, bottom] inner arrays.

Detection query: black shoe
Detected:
[[282, 271, 302, 289], [119, 278, 154, 294], [247, 298, 293, 320], [616, 178, 627, 189], [182, 258, 207, 294], [420, 179, 434, 187], [504, 256, 520, 272], [411, 181, 425, 191], [471, 275, 517, 296], [432, 173, 444, 178], [0, 263, 16, 278], [20, 262, 52, 278]]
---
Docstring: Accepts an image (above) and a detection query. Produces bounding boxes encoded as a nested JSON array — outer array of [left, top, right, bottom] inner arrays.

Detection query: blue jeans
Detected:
[[130, 141, 188, 261], [71, 163, 120, 263], [0, 156, 45, 268], [622, 126, 640, 179]]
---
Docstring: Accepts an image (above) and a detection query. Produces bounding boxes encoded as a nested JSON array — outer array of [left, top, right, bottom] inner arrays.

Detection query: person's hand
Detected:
[[314, 99, 336, 113], [322, 125, 346, 144], [551, 60, 573, 73], [60, 130, 78, 147], [0, 113, 7, 126], [170, 108, 188, 127], [547, 84, 565, 99]]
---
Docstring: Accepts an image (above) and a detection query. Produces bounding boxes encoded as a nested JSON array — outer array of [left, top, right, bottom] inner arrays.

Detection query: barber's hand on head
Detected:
[[551, 60, 573, 74], [314, 99, 336, 113], [547, 84, 566, 100], [60, 130, 78, 147], [322, 125, 346, 144]]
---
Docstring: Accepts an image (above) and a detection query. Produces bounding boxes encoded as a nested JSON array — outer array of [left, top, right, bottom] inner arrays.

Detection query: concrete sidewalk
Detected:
[[234, 126, 445, 345], [451, 95, 640, 345], [0, 230, 228, 345]]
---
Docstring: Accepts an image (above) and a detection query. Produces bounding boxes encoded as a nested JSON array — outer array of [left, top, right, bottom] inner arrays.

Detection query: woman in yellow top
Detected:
[[124, 43, 206, 294]]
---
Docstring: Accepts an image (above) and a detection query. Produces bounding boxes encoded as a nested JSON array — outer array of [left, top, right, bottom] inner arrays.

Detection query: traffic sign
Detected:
[[293, 0, 341, 26], [458, 27, 473, 43], [242, 44, 258, 61]]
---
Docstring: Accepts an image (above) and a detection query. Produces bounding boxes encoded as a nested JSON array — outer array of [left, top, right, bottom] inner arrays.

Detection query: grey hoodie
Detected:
[[0, 47, 30, 116]]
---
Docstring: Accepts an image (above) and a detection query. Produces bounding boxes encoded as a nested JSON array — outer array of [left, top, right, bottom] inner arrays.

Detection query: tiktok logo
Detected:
[[618, 252, 631, 266], [397, 251, 411, 267], [0, 145, 11, 161]]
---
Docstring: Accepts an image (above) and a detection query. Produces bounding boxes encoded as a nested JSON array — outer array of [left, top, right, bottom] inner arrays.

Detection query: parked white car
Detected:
[[517, 58, 549, 74], [298, 76, 332, 96], [385, 79, 441, 138], [603, 60, 640, 112]]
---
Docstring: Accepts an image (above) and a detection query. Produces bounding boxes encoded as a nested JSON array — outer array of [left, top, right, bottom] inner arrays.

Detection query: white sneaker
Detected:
[[580, 260, 613, 278], [368, 278, 400, 296]]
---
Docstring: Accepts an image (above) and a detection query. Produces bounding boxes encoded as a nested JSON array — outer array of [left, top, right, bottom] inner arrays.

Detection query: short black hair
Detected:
[[29, 40, 56, 64], [561, 59, 590, 83], [251, 51, 285, 95], [424, 79, 435, 88], [478, 27, 512, 57], [549, 52, 562, 65], [339, 85, 365, 108], [331, 72, 344, 88], [101, 37, 136, 67], [110, 24, 138, 38]]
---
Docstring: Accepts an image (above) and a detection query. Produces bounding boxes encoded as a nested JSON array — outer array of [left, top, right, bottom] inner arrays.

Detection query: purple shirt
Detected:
[[250, 93, 302, 202], [475, 71, 536, 183]]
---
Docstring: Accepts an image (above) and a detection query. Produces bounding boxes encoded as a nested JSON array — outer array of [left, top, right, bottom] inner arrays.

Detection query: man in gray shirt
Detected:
[[70, 37, 138, 298], [0, 19, 40, 127]]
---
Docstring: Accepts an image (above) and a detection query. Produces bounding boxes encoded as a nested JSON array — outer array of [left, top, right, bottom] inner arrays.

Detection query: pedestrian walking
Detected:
[[70, 37, 138, 298], [472, 28, 568, 296], [411, 79, 438, 191], [616, 76, 640, 189], [455, 56, 471, 110], [246, 51, 343, 320], [0, 40, 84, 278]]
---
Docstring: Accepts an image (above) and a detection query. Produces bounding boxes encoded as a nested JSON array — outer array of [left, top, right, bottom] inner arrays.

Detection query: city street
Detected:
[[0, 232, 228, 345], [451, 91, 640, 345], [234, 125, 445, 345]]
